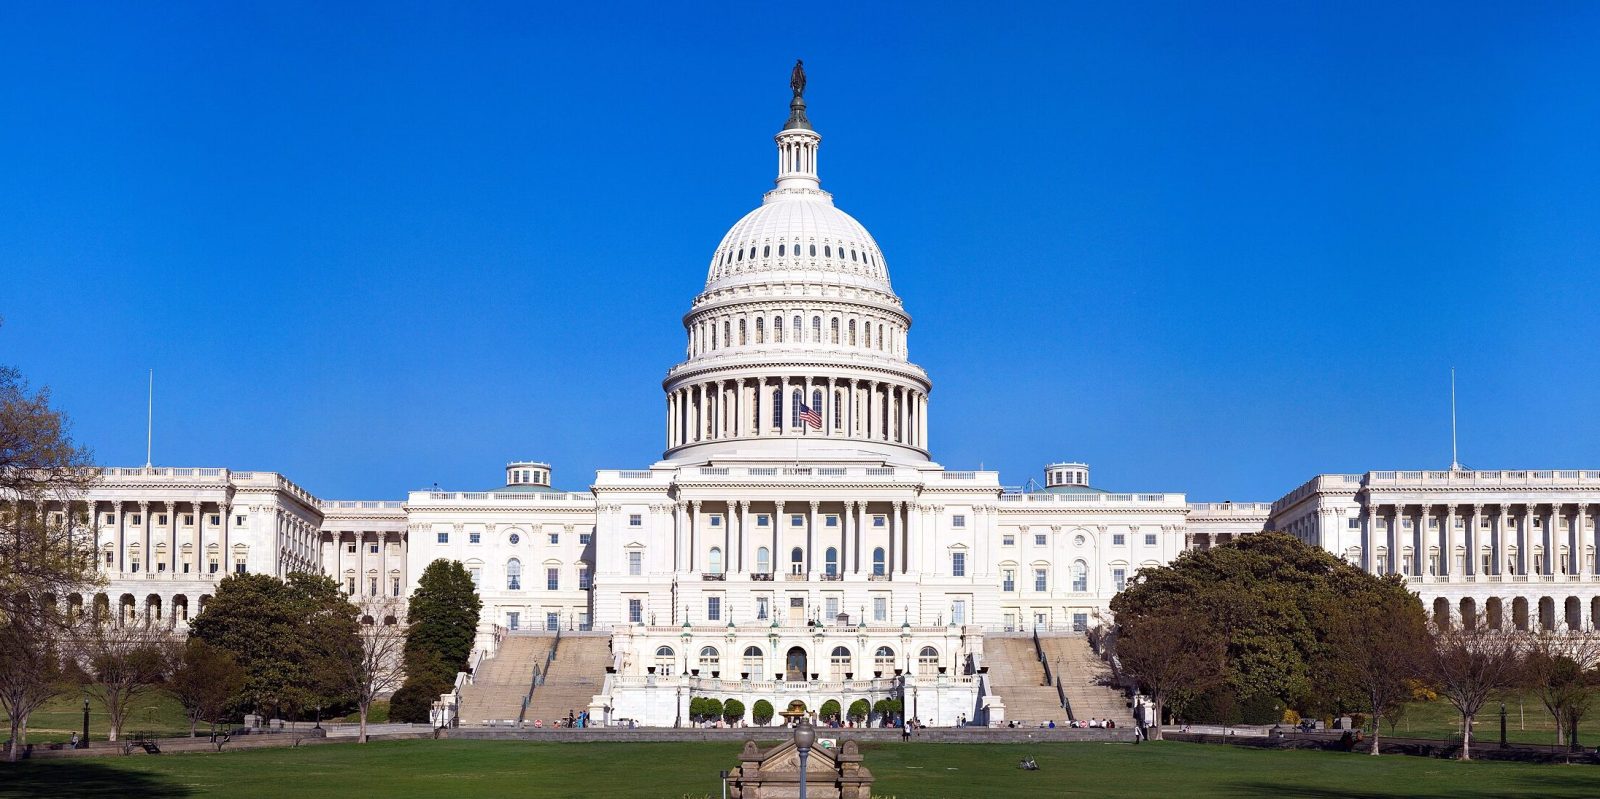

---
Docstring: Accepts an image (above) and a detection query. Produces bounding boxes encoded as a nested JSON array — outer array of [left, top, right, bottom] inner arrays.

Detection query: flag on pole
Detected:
[[798, 402, 823, 429]]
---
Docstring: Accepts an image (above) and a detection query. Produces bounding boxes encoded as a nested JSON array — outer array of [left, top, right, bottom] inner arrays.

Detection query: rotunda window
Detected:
[[810, 244, 817, 257], [737, 248, 744, 261], [763, 245, 770, 257], [755, 317, 764, 343], [509, 534, 520, 545], [778, 244, 785, 256], [851, 249, 857, 261], [824, 245, 831, 257]]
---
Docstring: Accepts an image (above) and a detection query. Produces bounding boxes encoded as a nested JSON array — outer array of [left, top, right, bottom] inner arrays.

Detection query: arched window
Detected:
[[824, 245, 831, 257], [918, 646, 939, 673], [848, 319, 857, 345], [825, 547, 838, 576], [739, 319, 747, 345], [872, 547, 886, 576], [830, 645, 852, 675], [811, 390, 822, 420], [708, 547, 723, 575], [722, 321, 730, 348], [874, 646, 895, 673], [790, 546, 804, 575], [833, 391, 843, 429], [762, 245, 770, 257], [737, 248, 744, 262], [742, 646, 763, 676], [699, 646, 720, 673], [812, 316, 821, 342], [851, 249, 857, 261], [830, 318, 840, 343], [877, 324, 885, 350], [790, 389, 802, 428], [757, 546, 771, 574], [772, 389, 783, 428], [809, 244, 816, 257], [1071, 560, 1088, 592], [778, 244, 785, 256], [506, 558, 522, 590], [654, 645, 675, 676], [774, 316, 784, 342], [755, 317, 765, 343]]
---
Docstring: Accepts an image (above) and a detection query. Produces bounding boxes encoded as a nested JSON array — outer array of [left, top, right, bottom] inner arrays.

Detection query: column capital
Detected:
[[809, 500, 820, 512], [138, 500, 150, 511], [691, 499, 703, 511], [738, 500, 751, 511]]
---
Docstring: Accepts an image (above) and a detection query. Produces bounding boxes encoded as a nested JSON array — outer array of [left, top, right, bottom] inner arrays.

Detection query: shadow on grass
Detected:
[[0, 760, 190, 799], [1224, 772, 1600, 799]]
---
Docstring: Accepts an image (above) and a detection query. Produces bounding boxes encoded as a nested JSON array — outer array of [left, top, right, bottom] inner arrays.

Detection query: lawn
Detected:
[[1383, 691, 1600, 747], [3, 739, 1598, 799], [1, 691, 193, 743]]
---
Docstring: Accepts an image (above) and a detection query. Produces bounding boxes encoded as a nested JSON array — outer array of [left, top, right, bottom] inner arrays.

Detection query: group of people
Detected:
[[530, 709, 591, 729]]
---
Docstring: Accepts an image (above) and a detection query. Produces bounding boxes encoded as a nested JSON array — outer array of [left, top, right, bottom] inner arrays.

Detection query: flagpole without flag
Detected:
[[145, 369, 154, 468]]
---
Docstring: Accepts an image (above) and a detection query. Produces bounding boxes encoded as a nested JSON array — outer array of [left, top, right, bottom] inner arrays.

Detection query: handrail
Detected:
[[1056, 669, 1072, 720], [516, 628, 562, 726], [1032, 628, 1053, 687]]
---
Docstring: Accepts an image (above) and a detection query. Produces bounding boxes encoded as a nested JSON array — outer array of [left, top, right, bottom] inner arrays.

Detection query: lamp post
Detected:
[[793, 717, 815, 799], [82, 698, 90, 748], [1499, 702, 1508, 749]]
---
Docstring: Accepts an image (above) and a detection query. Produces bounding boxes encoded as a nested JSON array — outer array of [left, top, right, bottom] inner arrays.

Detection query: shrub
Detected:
[[848, 699, 870, 723], [819, 699, 841, 722], [723, 699, 746, 725], [1282, 708, 1301, 726], [752, 699, 775, 726]]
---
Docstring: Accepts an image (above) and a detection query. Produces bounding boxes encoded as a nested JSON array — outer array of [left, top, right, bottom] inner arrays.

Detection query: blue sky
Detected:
[[3, 2, 1598, 501]]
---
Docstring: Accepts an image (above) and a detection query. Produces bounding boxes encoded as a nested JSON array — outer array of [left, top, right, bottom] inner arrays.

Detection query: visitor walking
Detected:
[[902, 719, 911, 742]]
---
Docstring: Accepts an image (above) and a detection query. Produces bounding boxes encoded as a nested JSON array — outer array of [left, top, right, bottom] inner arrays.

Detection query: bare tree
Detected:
[[1425, 615, 1523, 760], [1522, 631, 1600, 749], [77, 617, 173, 743], [168, 637, 245, 737], [1326, 590, 1430, 755], [0, 362, 99, 761], [315, 598, 407, 742], [1111, 610, 1226, 740]]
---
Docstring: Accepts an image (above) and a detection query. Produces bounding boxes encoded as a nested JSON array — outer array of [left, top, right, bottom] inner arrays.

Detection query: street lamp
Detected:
[[793, 717, 816, 799], [1499, 702, 1508, 749], [82, 698, 90, 748]]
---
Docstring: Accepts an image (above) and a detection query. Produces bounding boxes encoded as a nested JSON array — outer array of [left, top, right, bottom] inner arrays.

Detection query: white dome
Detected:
[[703, 192, 893, 295]]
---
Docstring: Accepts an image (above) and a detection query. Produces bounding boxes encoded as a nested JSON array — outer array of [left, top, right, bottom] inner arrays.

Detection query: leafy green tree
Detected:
[[722, 698, 745, 726], [847, 699, 869, 724], [168, 638, 245, 736], [752, 699, 775, 726], [819, 698, 841, 722], [1324, 579, 1430, 755], [392, 560, 481, 723]]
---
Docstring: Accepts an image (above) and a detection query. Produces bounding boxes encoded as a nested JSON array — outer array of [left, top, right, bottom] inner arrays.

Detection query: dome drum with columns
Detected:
[[663, 64, 931, 465]]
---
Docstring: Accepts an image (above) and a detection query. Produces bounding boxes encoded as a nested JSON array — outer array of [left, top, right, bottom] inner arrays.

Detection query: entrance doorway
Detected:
[[786, 646, 808, 681], [788, 596, 806, 625]]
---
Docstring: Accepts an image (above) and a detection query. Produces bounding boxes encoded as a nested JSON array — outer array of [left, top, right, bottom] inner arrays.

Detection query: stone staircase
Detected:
[[983, 634, 1068, 726], [1038, 634, 1132, 727], [524, 634, 612, 726], [457, 635, 554, 726]]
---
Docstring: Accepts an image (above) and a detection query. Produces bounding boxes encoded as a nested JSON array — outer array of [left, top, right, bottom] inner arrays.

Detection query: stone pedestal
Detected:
[[728, 738, 873, 799]]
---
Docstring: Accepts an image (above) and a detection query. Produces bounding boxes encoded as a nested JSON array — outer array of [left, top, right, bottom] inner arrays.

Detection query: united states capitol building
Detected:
[[61, 69, 1600, 727]]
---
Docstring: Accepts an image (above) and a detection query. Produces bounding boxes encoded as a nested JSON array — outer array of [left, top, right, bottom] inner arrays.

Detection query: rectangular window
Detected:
[[629, 514, 642, 527], [710, 516, 722, 527], [235, 561, 246, 575], [469, 568, 481, 588], [547, 567, 560, 591], [873, 515, 885, 527], [1035, 569, 1048, 592], [628, 551, 642, 576], [627, 599, 642, 624], [579, 533, 593, 545], [346, 543, 357, 553], [756, 514, 770, 527], [234, 515, 245, 526], [1072, 613, 1088, 632], [578, 568, 591, 590], [825, 596, 839, 620], [183, 514, 195, 526], [436, 532, 448, 544], [1143, 533, 1157, 546], [951, 552, 966, 577], [952, 514, 966, 528], [1112, 533, 1125, 546], [1113, 568, 1126, 592], [156, 514, 167, 526], [825, 515, 838, 527], [708, 597, 721, 621], [791, 515, 803, 527], [105, 514, 115, 525], [549, 532, 559, 544], [1035, 534, 1047, 546], [1428, 518, 1439, 528], [756, 597, 769, 620], [131, 514, 142, 525], [470, 532, 481, 544], [1002, 535, 1015, 546], [369, 543, 379, 554], [546, 612, 560, 632], [1002, 569, 1015, 592], [952, 599, 967, 625], [1348, 518, 1360, 529], [507, 612, 521, 630], [209, 514, 220, 526], [392, 578, 401, 597], [873, 596, 887, 622]]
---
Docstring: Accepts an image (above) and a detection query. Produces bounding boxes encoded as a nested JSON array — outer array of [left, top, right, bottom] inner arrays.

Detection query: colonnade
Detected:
[[1436, 594, 1600, 633], [321, 530, 408, 598], [666, 376, 928, 450], [671, 499, 913, 579], [1357, 502, 1600, 580], [69, 498, 235, 578], [685, 306, 907, 359]]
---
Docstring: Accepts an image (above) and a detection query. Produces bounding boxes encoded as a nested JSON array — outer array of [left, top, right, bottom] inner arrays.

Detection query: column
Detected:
[[169, 501, 179, 574], [1581, 505, 1594, 578], [863, 381, 873, 440], [1413, 505, 1425, 577], [357, 528, 366, 592], [112, 501, 125, 573], [1444, 505, 1458, 579], [1490, 505, 1503, 576], [773, 501, 785, 575], [1385, 504, 1398, 575], [196, 502, 208, 576], [1364, 505, 1377, 573], [673, 502, 686, 572], [736, 501, 749, 574], [138, 501, 150, 574], [690, 500, 701, 573], [334, 531, 345, 589], [899, 502, 910, 574], [1516, 505, 1528, 575], [1544, 504, 1556, 576], [920, 394, 929, 448], [1464, 504, 1479, 577], [736, 379, 747, 438], [808, 500, 820, 576], [887, 501, 897, 577]]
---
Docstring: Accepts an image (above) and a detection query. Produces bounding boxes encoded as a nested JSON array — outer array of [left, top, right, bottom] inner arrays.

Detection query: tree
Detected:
[[1425, 616, 1523, 760], [1109, 611, 1225, 740], [1324, 581, 1430, 755], [819, 698, 841, 722], [0, 362, 99, 761], [393, 560, 481, 724], [752, 699, 775, 726], [76, 618, 171, 743], [873, 697, 902, 725], [168, 638, 245, 737], [1522, 632, 1600, 749], [722, 698, 746, 726], [313, 598, 407, 742], [847, 699, 870, 724]]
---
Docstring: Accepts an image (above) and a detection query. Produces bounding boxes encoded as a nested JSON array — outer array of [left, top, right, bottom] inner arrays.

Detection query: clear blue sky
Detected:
[[4, 2, 1598, 501]]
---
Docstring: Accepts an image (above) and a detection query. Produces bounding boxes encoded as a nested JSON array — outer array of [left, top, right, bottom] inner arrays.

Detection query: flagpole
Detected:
[[145, 369, 154, 468]]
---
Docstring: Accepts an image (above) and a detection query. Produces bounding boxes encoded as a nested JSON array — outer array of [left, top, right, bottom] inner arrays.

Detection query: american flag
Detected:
[[797, 402, 823, 429]]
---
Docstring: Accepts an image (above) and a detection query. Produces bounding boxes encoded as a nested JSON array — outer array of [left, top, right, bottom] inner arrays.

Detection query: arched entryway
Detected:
[[785, 646, 808, 681], [1432, 597, 1451, 628]]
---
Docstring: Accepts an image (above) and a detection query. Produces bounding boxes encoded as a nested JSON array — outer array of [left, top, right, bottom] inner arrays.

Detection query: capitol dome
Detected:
[[661, 62, 931, 466]]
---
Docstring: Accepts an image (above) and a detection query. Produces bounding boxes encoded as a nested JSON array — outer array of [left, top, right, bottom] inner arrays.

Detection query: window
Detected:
[[346, 543, 356, 553], [772, 389, 783, 427], [952, 514, 966, 528], [156, 514, 167, 526], [830, 318, 839, 343], [872, 547, 886, 576], [546, 567, 560, 591], [848, 319, 857, 345], [347, 577, 357, 594], [105, 514, 115, 525], [952, 600, 966, 625], [579, 532, 592, 545], [506, 559, 522, 590], [209, 514, 220, 526], [629, 514, 642, 527], [437, 532, 449, 544], [1144, 533, 1157, 546], [708, 547, 723, 575], [707, 596, 722, 621], [234, 560, 246, 575], [1035, 534, 1047, 546], [470, 532, 482, 544], [790, 389, 802, 427], [755, 317, 765, 343], [628, 598, 643, 624], [469, 567, 481, 588], [507, 612, 520, 630], [1112, 533, 1125, 546], [545, 612, 559, 631], [655, 646, 675, 676], [369, 543, 379, 554], [826, 596, 839, 620], [951, 552, 966, 577], [757, 547, 771, 573], [824, 547, 838, 575], [756, 597, 769, 620], [1113, 568, 1126, 592], [830, 645, 851, 675], [743, 646, 763, 675], [791, 515, 803, 527], [628, 551, 642, 576], [392, 578, 401, 597], [1002, 535, 1015, 546], [757, 514, 769, 527], [873, 515, 885, 527], [1072, 612, 1088, 632], [875, 646, 895, 673], [825, 515, 838, 528], [577, 565, 590, 590], [1072, 560, 1088, 592], [918, 646, 939, 673], [1002, 569, 1015, 592], [1348, 518, 1361, 529], [812, 316, 822, 342], [790, 547, 804, 575], [873, 597, 887, 622], [131, 514, 142, 525], [1035, 568, 1049, 592], [699, 645, 720, 674], [710, 515, 722, 528]]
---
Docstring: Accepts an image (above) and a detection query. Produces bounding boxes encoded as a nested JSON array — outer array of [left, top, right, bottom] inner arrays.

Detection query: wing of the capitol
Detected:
[[52, 71, 1600, 728]]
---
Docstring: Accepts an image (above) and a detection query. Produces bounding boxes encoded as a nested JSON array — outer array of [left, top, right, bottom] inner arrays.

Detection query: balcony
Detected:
[[700, 572, 726, 582], [749, 572, 774, 582], [820, 573, 842, 582], [784, 573, 808, 582]]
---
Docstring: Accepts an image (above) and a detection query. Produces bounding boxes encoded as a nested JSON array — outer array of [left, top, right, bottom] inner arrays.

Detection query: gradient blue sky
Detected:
[[4, 2, 1598, 501]]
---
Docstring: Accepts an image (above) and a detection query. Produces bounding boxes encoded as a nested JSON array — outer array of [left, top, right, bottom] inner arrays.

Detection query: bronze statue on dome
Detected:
[[790, 59, 806, 98]]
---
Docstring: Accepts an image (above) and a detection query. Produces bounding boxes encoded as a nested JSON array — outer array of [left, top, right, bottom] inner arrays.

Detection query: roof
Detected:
[[483, 483, 568, 494]]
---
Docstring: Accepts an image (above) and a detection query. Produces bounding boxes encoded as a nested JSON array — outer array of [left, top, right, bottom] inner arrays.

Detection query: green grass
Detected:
[[3, 739, 1598, 798], [337, 700, 389, 724], [1, 690, 193, 742], [1381, 691, 1600, 747]]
